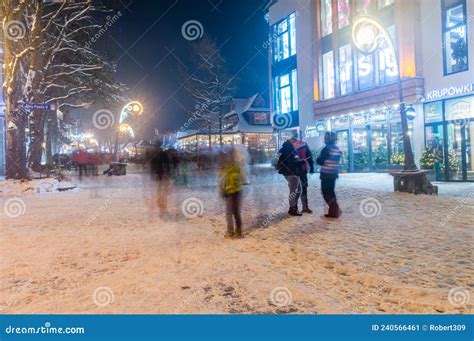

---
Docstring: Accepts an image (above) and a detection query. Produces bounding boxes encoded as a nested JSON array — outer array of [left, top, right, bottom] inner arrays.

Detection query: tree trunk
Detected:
[[5, 111, 28, 180]]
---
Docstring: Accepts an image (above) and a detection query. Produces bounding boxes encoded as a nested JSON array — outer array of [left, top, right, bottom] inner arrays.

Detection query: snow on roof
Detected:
[[222, 94, 272, 134]]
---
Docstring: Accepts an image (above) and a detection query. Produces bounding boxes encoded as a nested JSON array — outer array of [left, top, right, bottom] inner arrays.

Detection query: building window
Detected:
[[291, 69, 298, 111], [253, 113, 268, 124], [338, 0, 351, 28], [321, 0, 333, 36], [378, 25, 398, 84], [273, 69, 298, 114], [377, 0, 394, 9], [272, 13, 297, 63], [323, 51, 335, 99], [356, 0, 372, 14], [442, 0, 468, 74], [339, 44, 353, 95], [358, 52, 375, 90]]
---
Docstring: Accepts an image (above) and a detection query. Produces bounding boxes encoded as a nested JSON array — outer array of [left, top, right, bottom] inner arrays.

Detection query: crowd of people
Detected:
[[214, 131, 342, 240], [67, 135, 341, 239], [70, 150, 114, 176]]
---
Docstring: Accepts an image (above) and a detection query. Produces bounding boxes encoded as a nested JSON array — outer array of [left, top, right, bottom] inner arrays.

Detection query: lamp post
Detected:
[[114, 101, 143, 162], [352, 15, 417, 172], [352, 16, 437, 194]]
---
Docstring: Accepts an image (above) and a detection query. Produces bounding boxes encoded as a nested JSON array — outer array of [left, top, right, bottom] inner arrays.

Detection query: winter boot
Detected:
[[325, 203, 341, 218], [302, 203, 313, 214], [288, 206, 302, 216]]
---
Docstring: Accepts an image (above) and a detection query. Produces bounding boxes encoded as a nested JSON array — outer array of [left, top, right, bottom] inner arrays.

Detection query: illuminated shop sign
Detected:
[[426, 83, 474, 100], [445, 96, 474, 121]]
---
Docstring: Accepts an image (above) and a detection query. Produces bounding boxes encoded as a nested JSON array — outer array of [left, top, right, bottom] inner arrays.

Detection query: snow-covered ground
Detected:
[[0, 169, 472, 314]]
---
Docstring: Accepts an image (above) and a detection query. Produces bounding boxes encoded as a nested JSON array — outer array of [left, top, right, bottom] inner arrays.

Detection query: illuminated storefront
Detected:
[[424, 94, 474, 181], [323, 107, 413, 173], [178, 132, 276, 155]]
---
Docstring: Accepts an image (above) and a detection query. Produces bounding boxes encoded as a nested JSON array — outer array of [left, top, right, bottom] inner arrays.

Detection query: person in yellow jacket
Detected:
[[219, 150, 243, 239]]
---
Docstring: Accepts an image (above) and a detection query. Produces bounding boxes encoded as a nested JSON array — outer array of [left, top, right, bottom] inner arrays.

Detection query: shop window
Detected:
[[371, 122, 389, 170], [442, 0, 468, 74], [339, 44, 353, 95], [323, 51, 335, 99], [358, 52, 375, 90], [321, 0, 333, 37], [338, 0, 351, 29], [445, 96, 474, 122], [377, 0, 394, 9], [272, 13, 297, 63], [425, 124, 445, 171], [273, 69, 298, 114]]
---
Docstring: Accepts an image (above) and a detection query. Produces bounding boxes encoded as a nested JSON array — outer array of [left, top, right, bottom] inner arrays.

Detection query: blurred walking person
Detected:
[[219, 149, 243, 239], [76, 149, 88, 177], [316, 132, 342, 218]]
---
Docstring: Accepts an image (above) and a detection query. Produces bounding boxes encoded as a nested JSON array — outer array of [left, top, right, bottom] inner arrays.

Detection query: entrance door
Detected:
[[336, 130, 349, 172], [446, 122, 473, 181]]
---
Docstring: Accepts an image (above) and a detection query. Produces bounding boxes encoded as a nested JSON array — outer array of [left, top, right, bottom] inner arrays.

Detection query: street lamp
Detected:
[[119, 123, 135, 139], [114, 101, 143, 161], [352, 15, 417, 172]]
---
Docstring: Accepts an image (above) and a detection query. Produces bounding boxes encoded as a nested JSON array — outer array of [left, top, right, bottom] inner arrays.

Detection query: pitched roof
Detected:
[[222, 94, 272, 133]]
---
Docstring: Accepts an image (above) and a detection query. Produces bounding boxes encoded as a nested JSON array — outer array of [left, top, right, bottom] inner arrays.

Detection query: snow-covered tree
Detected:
[[1, 0, 127, 178], [183, 37, 233, 148]]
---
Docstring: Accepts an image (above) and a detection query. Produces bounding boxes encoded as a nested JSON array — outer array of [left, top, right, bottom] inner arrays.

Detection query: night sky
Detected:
[[102, 0, 270, 136]]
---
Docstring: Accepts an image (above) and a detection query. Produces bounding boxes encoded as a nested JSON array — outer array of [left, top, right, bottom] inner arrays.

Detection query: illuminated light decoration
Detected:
[[352, 15, 399, 78], [119, 123, 135, 138], [119, 101, 143, 124]]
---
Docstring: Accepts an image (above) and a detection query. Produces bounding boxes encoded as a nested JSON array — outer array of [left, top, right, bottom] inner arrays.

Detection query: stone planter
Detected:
[[423, 168, 436, 182], [387, 164, 403, 174]]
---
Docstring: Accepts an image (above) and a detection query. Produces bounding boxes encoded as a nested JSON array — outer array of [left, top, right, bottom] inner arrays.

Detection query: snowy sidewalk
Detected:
[[0, 171, 472, 314]]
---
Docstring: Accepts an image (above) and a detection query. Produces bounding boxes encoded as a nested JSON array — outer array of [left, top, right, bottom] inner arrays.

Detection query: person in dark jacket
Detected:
[[295, 137, 315, 213], [277, 136, 304, 216], [316, 131, 342, 218]]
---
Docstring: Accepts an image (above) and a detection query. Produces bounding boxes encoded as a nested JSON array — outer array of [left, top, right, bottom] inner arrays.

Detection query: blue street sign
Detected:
[[22, 103, 54, 111]]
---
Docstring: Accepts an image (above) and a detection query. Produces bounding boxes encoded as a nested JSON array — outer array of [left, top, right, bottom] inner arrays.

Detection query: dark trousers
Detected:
[[321, 177, 339, 217], [299, 173, 309, 207], [78, 164, 87, 176], [225, 192, 242, 235]]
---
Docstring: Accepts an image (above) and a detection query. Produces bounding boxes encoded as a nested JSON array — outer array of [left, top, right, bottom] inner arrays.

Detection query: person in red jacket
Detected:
[[76, 149, 88, 176]]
